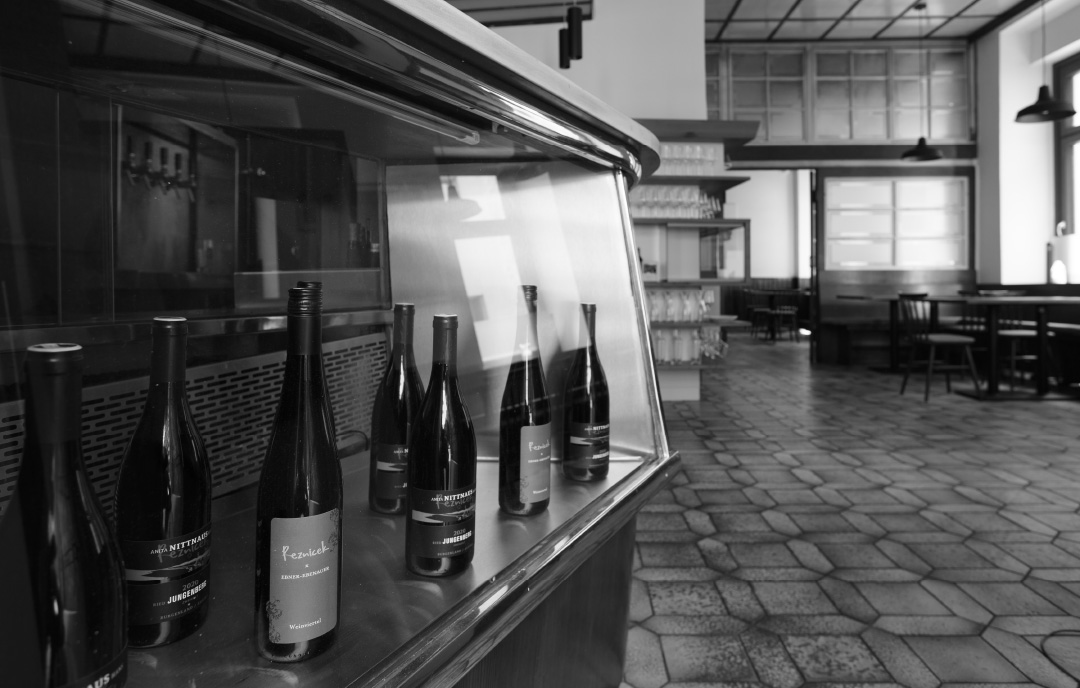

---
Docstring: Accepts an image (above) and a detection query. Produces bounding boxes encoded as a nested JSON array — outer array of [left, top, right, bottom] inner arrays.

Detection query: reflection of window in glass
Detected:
[[439, 176, 506, 222], [824, 177, 968, 270], [730, 50, 804, 141]]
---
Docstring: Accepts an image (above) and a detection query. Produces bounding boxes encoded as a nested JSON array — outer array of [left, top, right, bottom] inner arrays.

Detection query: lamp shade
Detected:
[[567, 6, 583, 60], [1016, 85, 1076, 122], [901, 137, 942, 162], [559, 27, 570, 69]]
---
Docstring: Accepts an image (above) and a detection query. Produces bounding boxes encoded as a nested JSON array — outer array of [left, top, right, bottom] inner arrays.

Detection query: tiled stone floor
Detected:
[[622, 336, 1080, 688]]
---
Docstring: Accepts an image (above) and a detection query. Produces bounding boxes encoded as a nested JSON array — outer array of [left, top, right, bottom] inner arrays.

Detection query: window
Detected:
[[1056, 53, 1080, 235], [824, 177, 968, 270]]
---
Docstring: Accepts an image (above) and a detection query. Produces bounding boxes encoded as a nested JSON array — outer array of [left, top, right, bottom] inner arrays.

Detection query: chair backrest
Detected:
[[898, 294, 931, 342]]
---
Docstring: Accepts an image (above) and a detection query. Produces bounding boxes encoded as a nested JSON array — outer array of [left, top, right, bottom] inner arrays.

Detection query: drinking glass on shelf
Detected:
[[657, 330, 673, 363], [665, 290, 679, 322]]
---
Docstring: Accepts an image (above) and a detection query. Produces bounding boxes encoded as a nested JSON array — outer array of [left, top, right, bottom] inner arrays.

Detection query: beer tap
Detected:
[[159, 147, 174, 194], [121, 135, 140, 185], [141, 142, 157, 188], [175, 152, 197, 203]]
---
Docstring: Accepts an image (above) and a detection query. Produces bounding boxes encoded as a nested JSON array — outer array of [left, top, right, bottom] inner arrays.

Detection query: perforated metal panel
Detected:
[[0, 332, 386, 519]]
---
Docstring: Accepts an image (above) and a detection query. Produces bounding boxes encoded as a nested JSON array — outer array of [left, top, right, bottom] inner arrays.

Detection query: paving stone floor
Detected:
[[621, 336, 1080, 688]]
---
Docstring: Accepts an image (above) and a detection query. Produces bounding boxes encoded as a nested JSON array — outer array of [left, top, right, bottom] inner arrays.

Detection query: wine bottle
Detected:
[[562, 304, 610, 481], [0, 344, 127, 687], [255, 287, 343, 662], [114, 317, 212, 647], [369, 303, 424, 515], [499, 285, 552, 516], [406, 315, 477, 577]]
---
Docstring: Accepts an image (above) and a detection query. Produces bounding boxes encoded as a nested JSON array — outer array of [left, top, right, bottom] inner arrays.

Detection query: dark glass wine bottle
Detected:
[[295, 281, 337, 451], [369, 303, 424, 515], [406, 315, 477, 577], [255, 287, 343, 662], [562, 303, 610, 481], [0, 344, 127, 687], [114, 317, 212, 647], [499, 285, 552, 516]]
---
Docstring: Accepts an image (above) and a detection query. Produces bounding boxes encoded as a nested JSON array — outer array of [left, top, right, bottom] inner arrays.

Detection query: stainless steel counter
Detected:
[[128, 448, 679, 688]]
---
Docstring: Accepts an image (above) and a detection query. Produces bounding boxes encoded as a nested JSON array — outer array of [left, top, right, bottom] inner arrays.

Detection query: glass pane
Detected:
[[815, 110, 852, 139], [1073, 72, 1080, 128], [896, 179, 965, 208], [893, 78, 925, 107], [733, 80, 767, 108], [852, 110, 889, 139], [931, 76, 967, 108], [930, 108, 968, 140], [816, 80, 850, 107], [769, 52, 804, 77], [854, 51, 888, 77], [853, 80, 888, 107], [1073, 140, 1080, 235], [732, 52, 766, 77], [817, 52, 850, 77], [893, 50, 922, 77], [706, 52, 720, 77], [768, 109, 804, 140], [893, 110, 924, 140], [896, 210, 966, 237], [770, 81, 804, 107], [826, 180, 893, 208], [930, 50, 965, 76], [707, 80, 720, 110], [826, 210, 894, 236], [896, 238, 965, 268], [826, 238, 894, 268]]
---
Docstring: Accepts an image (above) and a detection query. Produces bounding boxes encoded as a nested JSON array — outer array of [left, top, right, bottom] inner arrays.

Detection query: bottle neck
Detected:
[[516, 299, 540, 361], [149, 330, 186, 386], [392, 309, 415, 362], [288, 313, 322, 357], [25, 362, 82, 445], [431, 325, 457, 375], [584, 309, 597, 348]]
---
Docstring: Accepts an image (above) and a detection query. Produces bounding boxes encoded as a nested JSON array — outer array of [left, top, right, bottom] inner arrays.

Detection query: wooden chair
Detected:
[[744, 289, 772, 340], [771, 290, 800, 342], [898, 294, 982, 402], [995, 304, 1061, 391]]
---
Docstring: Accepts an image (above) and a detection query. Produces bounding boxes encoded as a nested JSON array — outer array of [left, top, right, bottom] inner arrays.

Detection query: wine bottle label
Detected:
[[374, 442, 409, 498], [267, 509, 340, 644], [409, 485, 476, 559], [565, 422, 611, 469], [122, 524, 212, 625], [58, 651, 126, 688], [518, 423, 551, 504]]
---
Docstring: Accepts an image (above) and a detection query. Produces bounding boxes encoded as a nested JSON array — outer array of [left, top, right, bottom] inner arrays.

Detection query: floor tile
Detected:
[[661, 635, 756, 682], [906, 636, 1027, 682], [783, 635, 890, 682]]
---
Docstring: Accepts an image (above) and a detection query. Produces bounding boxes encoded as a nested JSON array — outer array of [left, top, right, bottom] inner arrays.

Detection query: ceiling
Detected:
[[705, 0, 1038, 42]]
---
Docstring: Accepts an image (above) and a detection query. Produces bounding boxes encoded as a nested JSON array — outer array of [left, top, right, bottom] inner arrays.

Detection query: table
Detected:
[[836, 294, 1080, 399], [746, 288, 806, 341]]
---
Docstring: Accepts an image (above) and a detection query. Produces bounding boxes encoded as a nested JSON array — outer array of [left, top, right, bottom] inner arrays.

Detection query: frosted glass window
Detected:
[[896, 239, 965, 267], [817, 81, 850, 107], [930, 109, 968, 139], [817, 52, 850, 77], [893, 51, 922, 77], [769, 110, 804, 139], [826, 210, 894, 236], [931, 76, 966, 108], [896, 180, 964, 208], [827, 181, 893, 208], [896, 210, 965, 237], [770, 53, 803, 76], [827, 239, 894, 267], [929, 51, 965, 75], [894, 79, 924, 107], [734, 81, 767, 107], [853, 80, 887, 107], [732, 52, 766, 77], [852, 110, 888, 139], [770, 81, 804, 107], [815, 111, 851, 139], [854, 51, 888, 77], [892, 110, 923, 140]]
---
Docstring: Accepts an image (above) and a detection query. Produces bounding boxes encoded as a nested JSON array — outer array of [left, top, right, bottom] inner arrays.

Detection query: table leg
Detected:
[[1037, 306, 1049, 395], [889, 300, 899, 373], [930, 302, 940, 331], [986, 306, 999, 396]]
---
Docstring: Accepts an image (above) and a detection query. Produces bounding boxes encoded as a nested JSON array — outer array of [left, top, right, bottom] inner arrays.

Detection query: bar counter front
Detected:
[[0, 0, 677, 686]]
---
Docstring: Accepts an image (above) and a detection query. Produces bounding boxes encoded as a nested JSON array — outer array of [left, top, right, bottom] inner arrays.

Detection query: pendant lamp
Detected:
[[1015, 0, 1075, 122], [902, 3, 942, 162]]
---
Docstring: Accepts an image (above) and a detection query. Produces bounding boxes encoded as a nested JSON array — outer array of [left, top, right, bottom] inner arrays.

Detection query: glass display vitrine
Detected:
[[0, 1, 673, 686]]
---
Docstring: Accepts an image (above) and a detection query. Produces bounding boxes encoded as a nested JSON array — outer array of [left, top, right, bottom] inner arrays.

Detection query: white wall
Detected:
[[725, 170, 800, 279], [494, 0, 706, 119], [977, 0, 1080, 284]]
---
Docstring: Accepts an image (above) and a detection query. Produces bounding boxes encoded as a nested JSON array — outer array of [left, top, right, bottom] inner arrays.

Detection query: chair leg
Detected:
[[1009, 339, 1017, 392], [900, 343, 917, 395], [925, 344, 936, 402], [964, 345, 983, 398]]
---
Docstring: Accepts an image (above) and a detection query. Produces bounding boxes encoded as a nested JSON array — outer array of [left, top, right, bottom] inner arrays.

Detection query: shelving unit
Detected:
[[633, 119, 760, 401]]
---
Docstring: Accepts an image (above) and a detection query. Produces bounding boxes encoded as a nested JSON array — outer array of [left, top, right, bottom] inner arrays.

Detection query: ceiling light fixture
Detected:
[[567, 4, 583, 60], [1015, 0, 1075, 122], [901, 3, 943, 162]]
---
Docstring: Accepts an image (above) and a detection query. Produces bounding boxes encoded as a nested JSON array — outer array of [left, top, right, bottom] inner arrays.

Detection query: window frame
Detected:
[[1054, 52, 1080, 235]]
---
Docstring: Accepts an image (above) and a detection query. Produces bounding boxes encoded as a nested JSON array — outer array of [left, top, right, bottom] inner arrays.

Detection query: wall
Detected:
[[494, 0, 706, 119], [725, 170, 800, 278], [977, 0, 1080, 284]]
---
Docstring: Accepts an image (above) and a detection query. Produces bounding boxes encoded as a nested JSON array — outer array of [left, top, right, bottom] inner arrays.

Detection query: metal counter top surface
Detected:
[[127, 448, 679, 688]]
